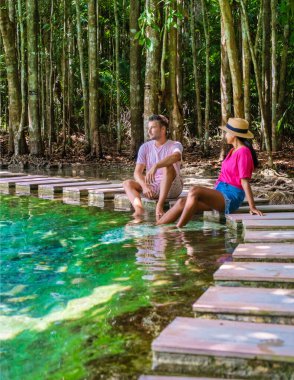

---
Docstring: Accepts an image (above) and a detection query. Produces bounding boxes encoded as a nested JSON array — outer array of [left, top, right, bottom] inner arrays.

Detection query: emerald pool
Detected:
[[0, 195, 233, 379]]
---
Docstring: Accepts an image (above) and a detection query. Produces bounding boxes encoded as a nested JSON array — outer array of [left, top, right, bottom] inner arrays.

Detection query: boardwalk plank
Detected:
[[226, 212, 294, 229], [63, 183, 121, 204], [243, 219, 294, 230], [38, 181, 108, 199], [233, 243, 294, 262], [0, 176, 48, 194], [214, 262, 294, 288], [192, 286, 294, 324], [244, 229, 294, 243], [152, 317, 294, 377], [15, 178, 85, 195]]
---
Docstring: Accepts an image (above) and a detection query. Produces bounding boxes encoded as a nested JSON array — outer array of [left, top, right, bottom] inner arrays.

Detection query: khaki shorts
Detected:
[[149, 175, 183, 199]]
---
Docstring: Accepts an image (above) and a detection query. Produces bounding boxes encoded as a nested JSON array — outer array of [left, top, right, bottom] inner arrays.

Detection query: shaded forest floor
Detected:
[[1, 131, 293, 204]]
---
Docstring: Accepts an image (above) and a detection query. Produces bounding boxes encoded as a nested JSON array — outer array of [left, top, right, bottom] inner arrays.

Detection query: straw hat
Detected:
[[219, 118, 254, 139]]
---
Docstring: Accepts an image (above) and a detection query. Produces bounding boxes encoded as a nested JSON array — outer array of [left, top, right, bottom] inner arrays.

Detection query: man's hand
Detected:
[[142, 184, 156, 199], [249, 207, 264, 216], [145, 164, 158, 185]]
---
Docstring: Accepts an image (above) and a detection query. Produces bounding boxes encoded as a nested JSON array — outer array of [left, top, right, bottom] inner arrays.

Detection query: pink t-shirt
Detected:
[[136, 140, 183, 182], [216, 146, 254, 189]]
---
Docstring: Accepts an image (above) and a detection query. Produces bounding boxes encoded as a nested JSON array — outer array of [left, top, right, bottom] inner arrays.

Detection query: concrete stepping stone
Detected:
[[152, 317, 294, 378], [0, 172, 26, 178], [88, 187, 125, 207], [15, 178, 85, 195], [226, 212, 294, 229], [205, 205, 294, 222], [214, 262, 294, 288], [243, 219, 294, 230], [0, 176, 48, 194], [38, 181, 108, 199], [232, 243, 294, 262], [139, 376, 228, 380], [244, 229, 294, 243], [63, 182, 120, 205], [193, 286, 294, 324]]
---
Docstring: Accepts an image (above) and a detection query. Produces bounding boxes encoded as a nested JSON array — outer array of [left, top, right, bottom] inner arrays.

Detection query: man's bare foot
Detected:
[[132, 207, 145, 217], [127, 216, 144, 225]]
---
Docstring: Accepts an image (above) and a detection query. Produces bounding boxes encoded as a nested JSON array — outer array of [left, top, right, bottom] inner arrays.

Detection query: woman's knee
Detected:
[[176, 197, 186, 208]]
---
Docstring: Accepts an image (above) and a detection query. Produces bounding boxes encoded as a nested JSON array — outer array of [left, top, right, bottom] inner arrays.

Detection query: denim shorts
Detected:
[[215, 181, 245, 214]]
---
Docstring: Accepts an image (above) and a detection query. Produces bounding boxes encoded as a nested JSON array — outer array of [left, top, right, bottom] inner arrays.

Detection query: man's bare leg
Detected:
[[123, 179, 144, 216], [177, 186, 225, 227], [155, 165, 177, 221]]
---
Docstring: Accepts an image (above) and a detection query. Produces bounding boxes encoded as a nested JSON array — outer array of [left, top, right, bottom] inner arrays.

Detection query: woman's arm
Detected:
[[241, 178, 264, 216]]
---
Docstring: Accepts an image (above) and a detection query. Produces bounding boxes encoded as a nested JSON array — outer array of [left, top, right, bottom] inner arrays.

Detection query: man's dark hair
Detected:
[[148, 114, 169, 128]]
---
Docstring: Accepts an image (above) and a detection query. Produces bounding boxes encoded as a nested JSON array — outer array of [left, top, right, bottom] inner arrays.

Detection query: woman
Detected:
[[157, 118, 263, 227]]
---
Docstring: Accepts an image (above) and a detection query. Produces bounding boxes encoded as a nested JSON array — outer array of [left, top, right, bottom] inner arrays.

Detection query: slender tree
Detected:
[[88, 0, 102, 157], [219, 0, 244, 118], [75, 0, 89, 150], [190, 0, 202, 138], [168, 0, 183, 141], [143, 0, 161, 141], [0, 0, 27, 155], [241, 0, 250, 122], [201, 0, 210, 146], [26, 0, 43, 155], [271, 0, 278, 151], [130, 0, 144, 157], [114, 0, 121, 153], [240, 0, 272, 166]]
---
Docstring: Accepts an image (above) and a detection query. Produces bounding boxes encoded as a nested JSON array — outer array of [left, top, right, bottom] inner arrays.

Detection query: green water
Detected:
[[0, 195, 233, 379]]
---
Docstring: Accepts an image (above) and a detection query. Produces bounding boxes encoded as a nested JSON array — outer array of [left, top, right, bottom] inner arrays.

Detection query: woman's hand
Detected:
[[249, 207, 264, 216]]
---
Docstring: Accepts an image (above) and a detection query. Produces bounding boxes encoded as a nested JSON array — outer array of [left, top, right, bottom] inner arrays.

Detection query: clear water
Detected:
[[0, 195, 234, 380]]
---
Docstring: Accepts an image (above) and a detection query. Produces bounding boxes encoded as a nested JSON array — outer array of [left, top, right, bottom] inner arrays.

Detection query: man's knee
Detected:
[[123, 179, 134, 190], [162, 164, 176, 178]]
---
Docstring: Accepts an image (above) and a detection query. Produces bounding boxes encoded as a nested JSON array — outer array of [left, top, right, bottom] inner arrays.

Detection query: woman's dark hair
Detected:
[[148, 114, 169, 129], [238, 137, 259, 168]]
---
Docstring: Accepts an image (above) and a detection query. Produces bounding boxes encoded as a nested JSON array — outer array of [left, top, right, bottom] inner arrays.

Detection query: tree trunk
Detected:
[[159, 4, 168, 112], [201, 0, 210, 146], [271, 0, 278, 151], [114, 0, 121, 153], [219, 17, 232, 161], [88, 0, 102, 157], [0, 1, 24, 155], [48, 0, 55, 153], [241, 0, 250, 122], [261, 0, 271, 147], [219, 0, 244, 118], [26, 0, 42, 155], [130, 0, 144, 157], [17, 0, 28, 153], [61, 0, 69, 155], [168, 0, 183, 142], [190, 0, 202, 138], [75, 0, 89, 150], [278, 0, 290, 120], [240, 0, 272, 166], [143, 0, 161, 141]]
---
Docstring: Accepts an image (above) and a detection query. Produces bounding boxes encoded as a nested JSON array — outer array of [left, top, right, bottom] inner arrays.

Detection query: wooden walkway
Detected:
[[149, 194, 294, 378], [2, 172, 294, 379]]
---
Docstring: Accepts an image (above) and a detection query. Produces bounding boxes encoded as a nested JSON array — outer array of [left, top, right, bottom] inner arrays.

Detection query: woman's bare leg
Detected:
[[156, 197, 186, 225], [177, 186, 225, 227]]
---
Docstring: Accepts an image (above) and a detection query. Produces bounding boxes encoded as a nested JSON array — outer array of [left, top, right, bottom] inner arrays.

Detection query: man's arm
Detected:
[[134, 163, 156, 199], [145, 152, 181, 184]]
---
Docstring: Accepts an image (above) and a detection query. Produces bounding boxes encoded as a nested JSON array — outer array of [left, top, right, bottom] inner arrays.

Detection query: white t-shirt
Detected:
[[136, 140, 183, 182]]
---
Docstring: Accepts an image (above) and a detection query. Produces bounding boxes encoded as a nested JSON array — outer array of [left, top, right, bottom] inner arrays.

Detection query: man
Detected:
[[123, 114, 183, 221]]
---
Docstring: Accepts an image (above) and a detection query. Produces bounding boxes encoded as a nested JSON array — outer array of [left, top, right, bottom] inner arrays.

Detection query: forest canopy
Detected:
[[0, 0, 293, 164]]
